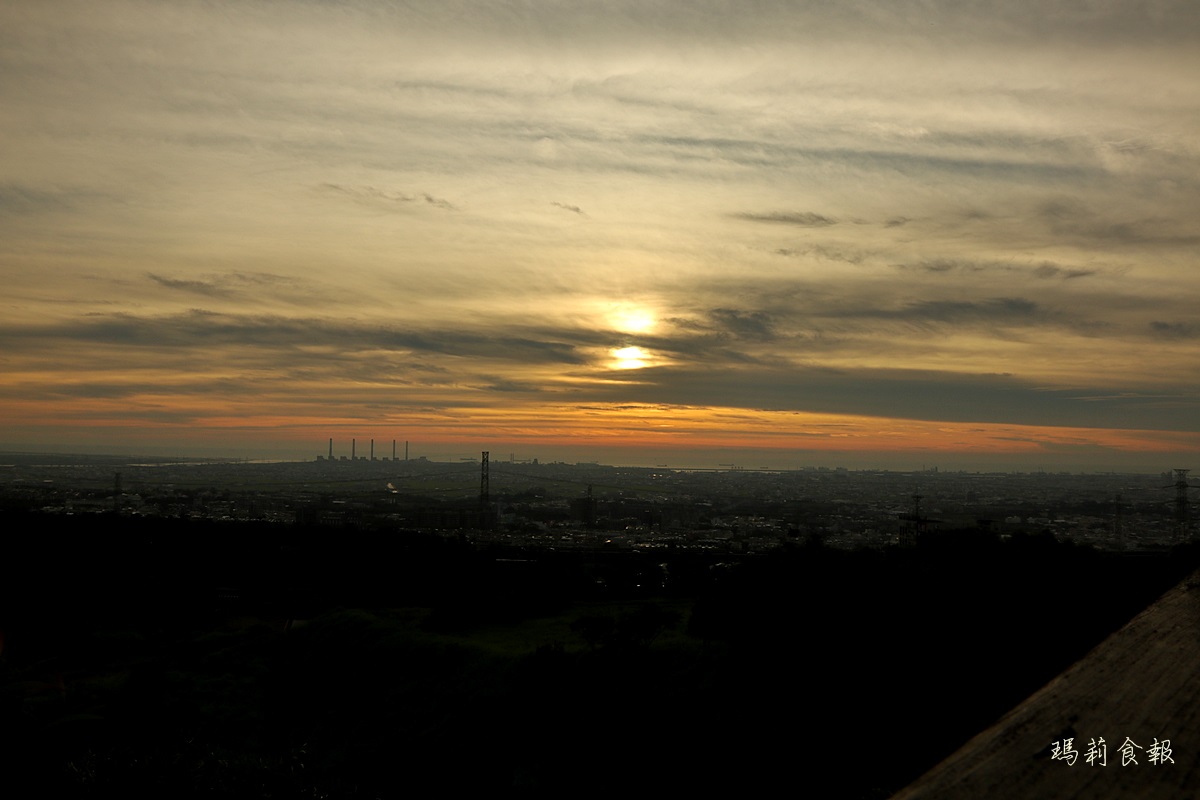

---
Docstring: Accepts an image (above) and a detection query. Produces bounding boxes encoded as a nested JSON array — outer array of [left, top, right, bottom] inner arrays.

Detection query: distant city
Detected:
[[4, 447, 1195, 553]]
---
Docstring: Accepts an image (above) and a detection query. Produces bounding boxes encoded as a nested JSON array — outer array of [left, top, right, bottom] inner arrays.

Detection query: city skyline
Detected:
[[2, 1, 1198, 472]]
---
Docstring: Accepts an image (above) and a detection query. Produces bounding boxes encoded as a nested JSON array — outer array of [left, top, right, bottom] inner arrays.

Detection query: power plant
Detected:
[[316, 438, 416, 463]]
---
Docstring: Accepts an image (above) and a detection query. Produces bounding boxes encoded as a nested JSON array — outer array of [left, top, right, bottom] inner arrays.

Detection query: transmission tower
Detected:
[[1113, 493, 1125, 551], [1169, 469, 1195, 525], [480, 451, 490, 509], [898, 489, 925, 547]]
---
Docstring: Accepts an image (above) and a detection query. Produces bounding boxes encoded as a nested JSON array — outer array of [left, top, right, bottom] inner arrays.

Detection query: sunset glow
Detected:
[[1, 1, 1197, 470]]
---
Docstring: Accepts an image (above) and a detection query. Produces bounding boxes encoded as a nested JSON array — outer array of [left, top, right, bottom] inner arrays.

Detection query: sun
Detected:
[[612, 346, 649, 369]]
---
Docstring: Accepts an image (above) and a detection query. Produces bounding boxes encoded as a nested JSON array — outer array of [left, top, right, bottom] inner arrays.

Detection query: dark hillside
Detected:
[[1, 512, 1194, 797]]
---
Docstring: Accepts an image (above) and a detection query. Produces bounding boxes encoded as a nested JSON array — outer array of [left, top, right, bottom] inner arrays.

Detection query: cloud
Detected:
[[478, 379, 544, 393], [0, 184, 73, 215], [317, 184, 457, 212], [733, 211, 838, 227], [1037, 198, 1200, 248], [897, 298, 1038, 321], [1149, 321, 1198, 339], [706, 308, 776, 340], [1032, 263, 1097, 280], [575, 363, 1200, 433], [147, 273, 229, 297], [895, 259, 1097, 280], [0, 310, 588, 366], [775, 245, 866, 265], [1, 0, 1198, 464]]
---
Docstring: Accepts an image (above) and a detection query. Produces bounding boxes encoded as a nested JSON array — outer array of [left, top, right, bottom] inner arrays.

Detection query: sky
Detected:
[[2, 0, 1198, 471]]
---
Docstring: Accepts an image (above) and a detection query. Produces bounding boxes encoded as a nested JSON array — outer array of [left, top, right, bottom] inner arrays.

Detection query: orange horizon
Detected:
[[5, 398, 1198, 461]]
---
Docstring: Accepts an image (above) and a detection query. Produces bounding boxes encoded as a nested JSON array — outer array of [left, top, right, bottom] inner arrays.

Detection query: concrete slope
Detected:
[[892, 568, 1200, 799]]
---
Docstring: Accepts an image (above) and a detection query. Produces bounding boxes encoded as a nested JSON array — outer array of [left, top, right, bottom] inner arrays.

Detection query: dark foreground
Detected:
[[2, 511, 1196, 797]]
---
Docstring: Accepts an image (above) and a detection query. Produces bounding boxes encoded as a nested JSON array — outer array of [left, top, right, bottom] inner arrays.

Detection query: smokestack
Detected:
[[328, 438, 333, 459], [370, 439, 374, 461], [392, 440, 396, 460], [352, 438, 356, 460], [405, 440, 409, 461]]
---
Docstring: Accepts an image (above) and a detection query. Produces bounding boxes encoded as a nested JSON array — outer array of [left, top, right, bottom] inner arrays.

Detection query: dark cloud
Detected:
[[648, 275, 1196, 358], [706, 308, 775, 340], [147, 273, 229, 296], [24, 382, 144, 400], [226, 272, 292, 286], [382, 330, 585, 363], [852, 147, 1096, 182], [653, 133, 1104, 183], [884, 216, 910, 228], [479, 379, 545, 393], [420, 193, 455, 210], [0, 310, 587, 366], [733, 211, 838, 227], [650, 309, 795, 364], [577, 364, 1200, 432], [1038, 198, 1200, 247], [272, 1, 1200, 50], [0, 184, 73, 215], [775, 245, 865, 265], [51, 407, 203, 425], [844, 297, 1040, 324], [901, 260, 959, 273], [896, 259, 1097, 280], [1032, 263, 1097, 280], [393, 78, 518, 100], [318, 183, 456, 212], [1149, 321, 1198, 339], [143, 271, 335, 309], [652, 281, 1083, 352], [551, 202, 586, 216], [15, 376, 261, 402]]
